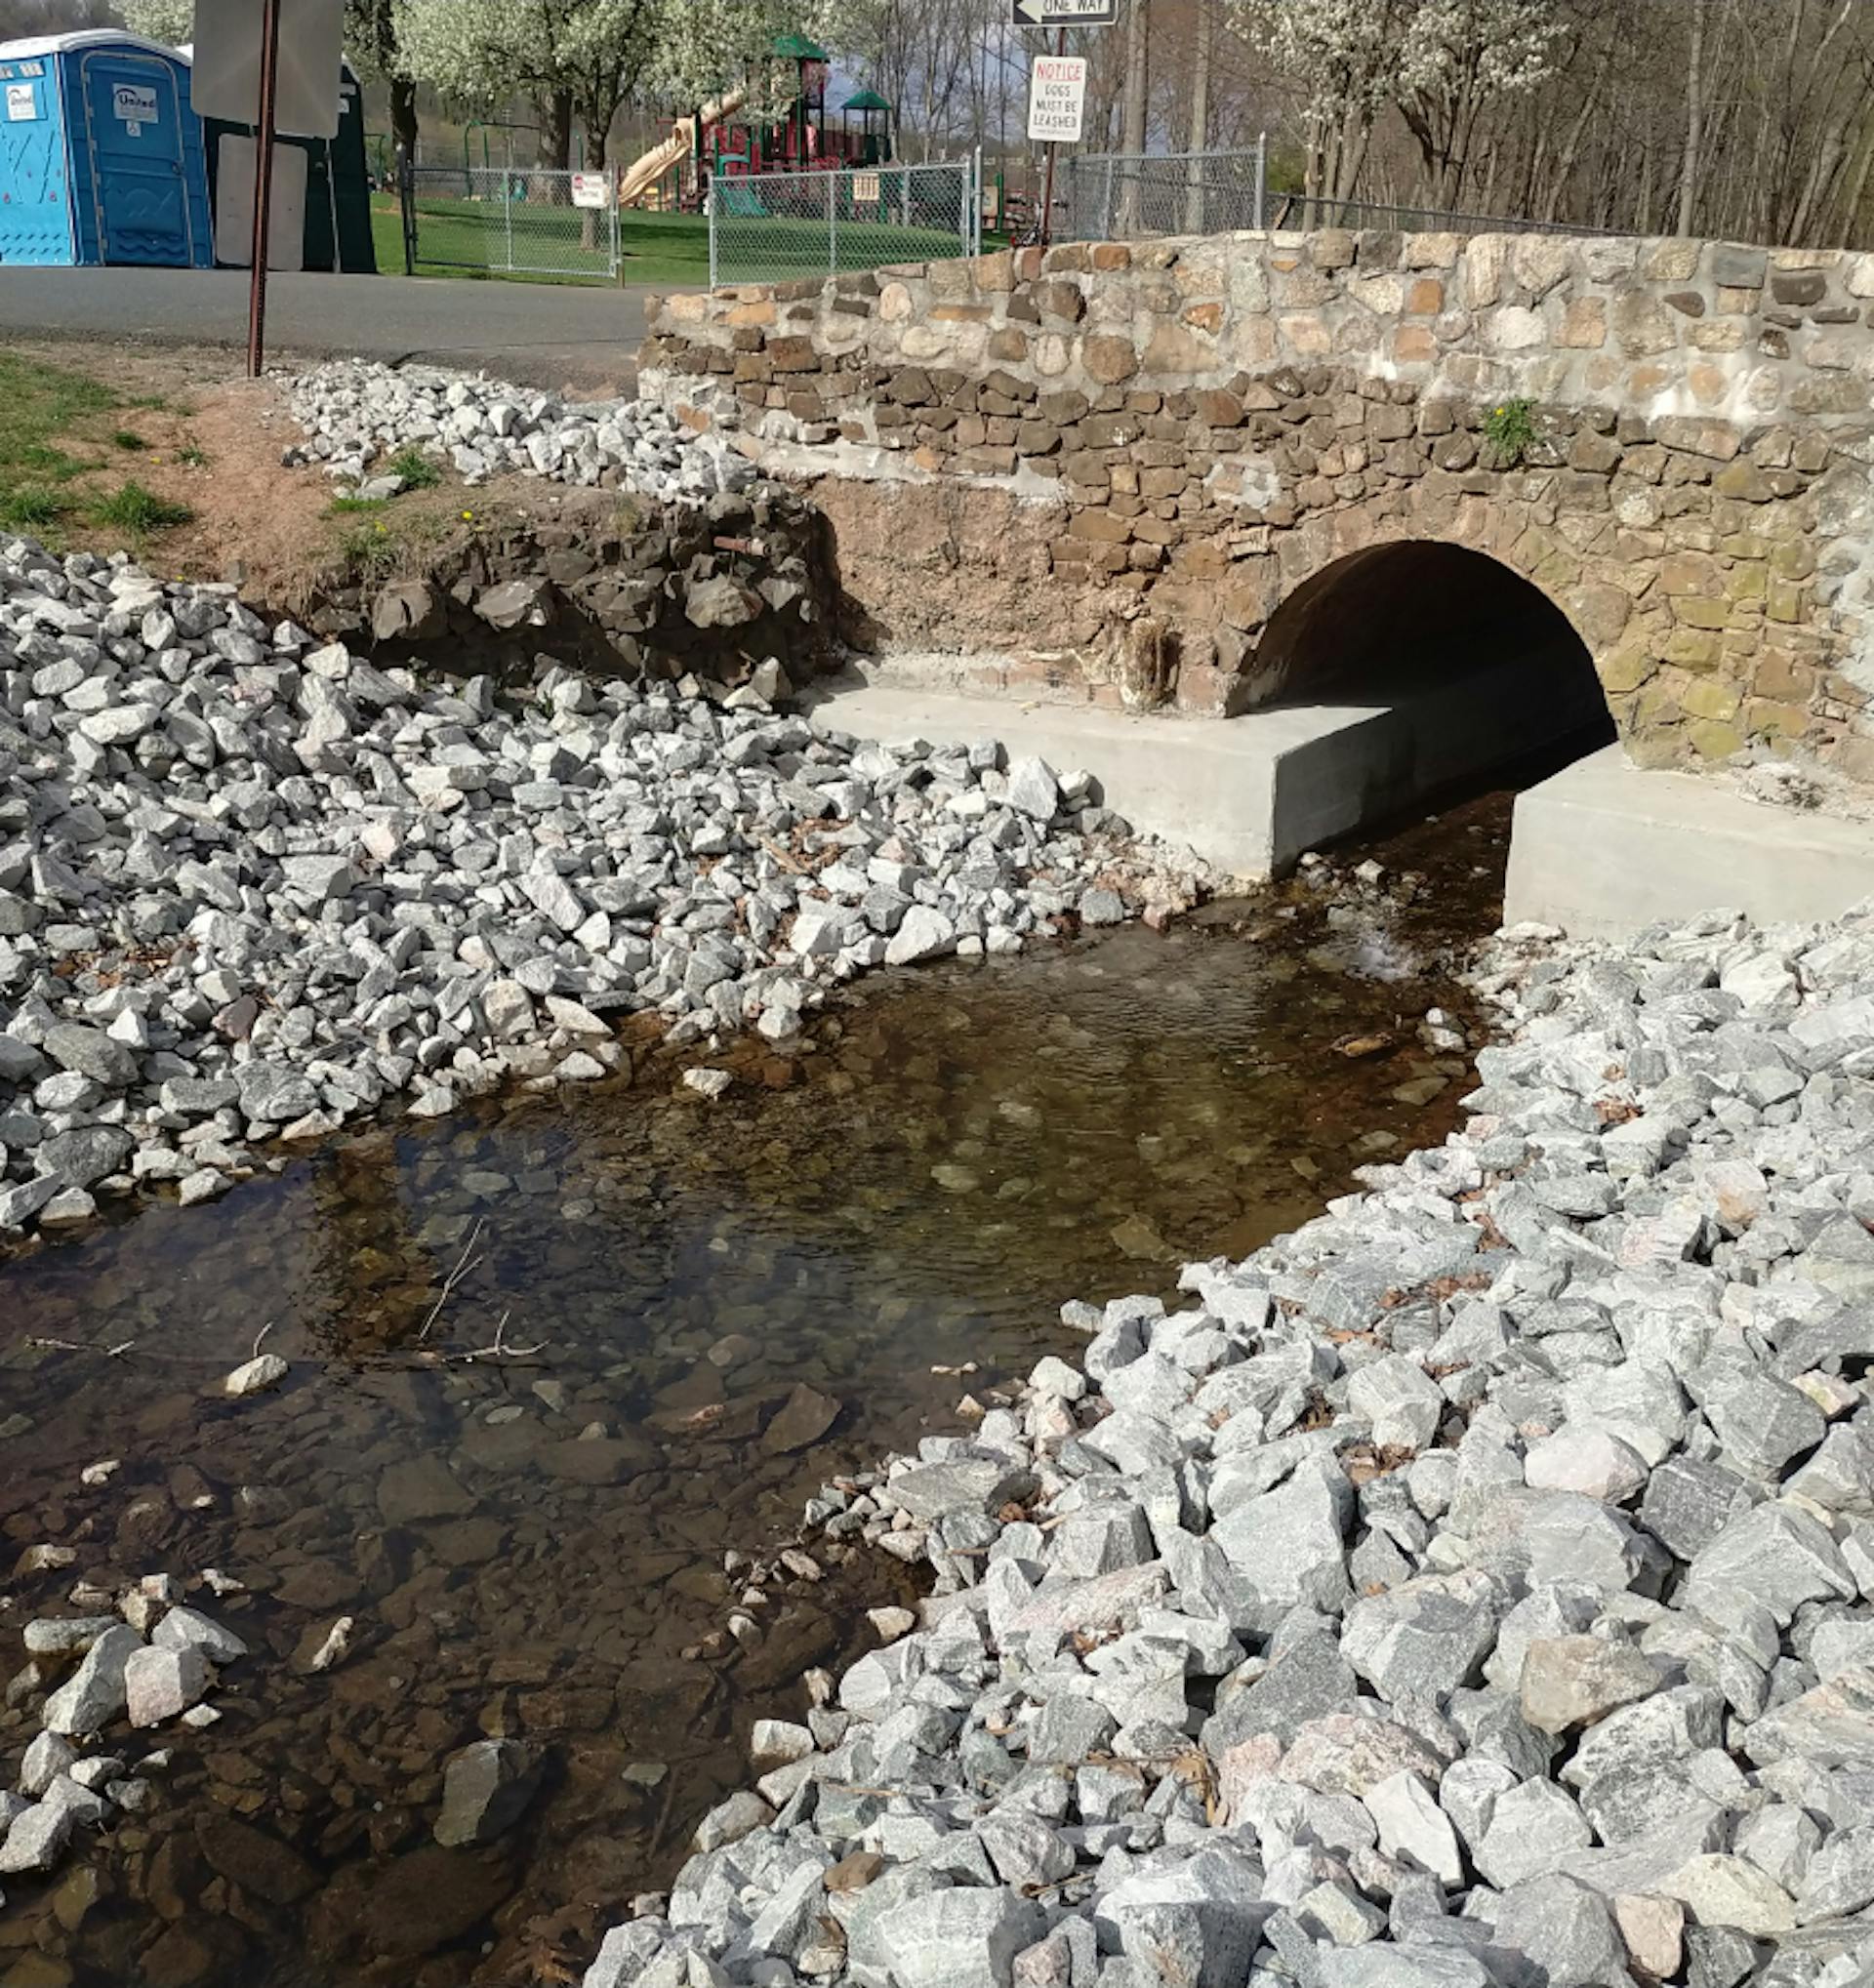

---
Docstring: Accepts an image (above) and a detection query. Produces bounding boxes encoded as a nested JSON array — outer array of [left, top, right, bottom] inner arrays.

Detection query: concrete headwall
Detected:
[[640, 229, 1874, 776]]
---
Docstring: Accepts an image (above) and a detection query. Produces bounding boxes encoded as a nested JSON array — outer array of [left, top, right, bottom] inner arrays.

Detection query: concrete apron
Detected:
[[804, 652, 1608, 883], [1505, 745, 1874, 939]]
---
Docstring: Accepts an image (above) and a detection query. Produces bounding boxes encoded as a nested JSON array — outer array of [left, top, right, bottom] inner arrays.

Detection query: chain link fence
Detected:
[[1060, 142, 1620, 246], [1061, 147, 1269, 242], [398, 163, 620, 283], [710, 158, 980, 289]]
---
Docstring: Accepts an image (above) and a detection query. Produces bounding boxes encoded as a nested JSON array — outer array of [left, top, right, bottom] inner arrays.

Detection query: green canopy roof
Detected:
[[841, 88, 891, 112], [772, 31, 830, 61]]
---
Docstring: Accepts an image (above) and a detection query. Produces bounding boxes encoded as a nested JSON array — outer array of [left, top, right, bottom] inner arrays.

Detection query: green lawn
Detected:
[[373, 192, 981, 290]]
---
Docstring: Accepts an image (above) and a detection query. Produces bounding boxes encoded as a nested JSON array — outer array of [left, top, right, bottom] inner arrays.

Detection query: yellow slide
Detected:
[[616, 86, 750, 208]]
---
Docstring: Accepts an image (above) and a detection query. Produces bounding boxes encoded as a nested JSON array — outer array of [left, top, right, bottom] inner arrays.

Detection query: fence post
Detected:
[[503, 167, 513, 275], [708, 179, 717, 290], [1102, 153, 1117, 240], [1254, 131, 1266, 231], [398, 148, 416, 276], [829, 167, 837, 276], [971, 148, 982, 259]]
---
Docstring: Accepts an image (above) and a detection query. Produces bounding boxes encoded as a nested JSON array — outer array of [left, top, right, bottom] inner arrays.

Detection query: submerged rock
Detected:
[[434, 1739, 542, 1848]]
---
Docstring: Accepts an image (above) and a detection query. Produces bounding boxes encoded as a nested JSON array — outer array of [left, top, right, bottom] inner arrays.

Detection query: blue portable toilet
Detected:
[[0, 30, 212, 268]]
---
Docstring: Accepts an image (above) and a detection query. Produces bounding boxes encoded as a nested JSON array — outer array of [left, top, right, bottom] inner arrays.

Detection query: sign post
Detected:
[[245, 0, 282, 378], [1028, 40, 1088, 249], [1016, 0, 1113, 251], [189, 0, 345, 378]]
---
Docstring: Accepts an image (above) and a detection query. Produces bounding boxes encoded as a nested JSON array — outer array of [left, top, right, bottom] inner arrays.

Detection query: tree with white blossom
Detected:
[[393, 0, 657, 179], [1232, 0, 1561, 204], [118, 0, 419, 156], [116, 0, 191, 41]]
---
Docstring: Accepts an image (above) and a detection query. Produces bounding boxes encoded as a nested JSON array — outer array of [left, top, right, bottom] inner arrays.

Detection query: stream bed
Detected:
[[0, 795, 1512, 1988]]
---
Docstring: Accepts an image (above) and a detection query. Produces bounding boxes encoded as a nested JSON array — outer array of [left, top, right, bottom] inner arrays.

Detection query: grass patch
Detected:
[[328, 503, 450, 588], [0, 353, 194, 548], [387, 445, 441, 490], [176, 442, 210, 468], [0, 488, 76, 532], [89, 481, 193, 535]]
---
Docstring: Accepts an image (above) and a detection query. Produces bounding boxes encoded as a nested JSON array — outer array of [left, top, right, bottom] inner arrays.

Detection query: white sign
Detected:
[[571, 172, 611, 209], [852, 171, 880, 204], [188, 0, 345, 141], [1027, 54, 1087, 142], [1013, 0, 1120, 23], [215, 133, 307, 269], [113, 83, 159, 124], [5, 83, 35, 122]]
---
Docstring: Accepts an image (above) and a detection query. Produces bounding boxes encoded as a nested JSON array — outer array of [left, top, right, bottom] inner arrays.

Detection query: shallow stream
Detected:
[[0, 795, 1511, 1988]]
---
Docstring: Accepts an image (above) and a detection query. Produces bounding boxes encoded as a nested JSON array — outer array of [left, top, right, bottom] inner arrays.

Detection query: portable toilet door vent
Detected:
[[0, 30, 211, 267]]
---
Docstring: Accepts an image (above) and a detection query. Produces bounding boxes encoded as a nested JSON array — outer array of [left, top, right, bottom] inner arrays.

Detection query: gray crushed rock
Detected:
[[285, 358, 754, 502], [0, 533, 1203, 1245], [585, 903, 1874, 1988]]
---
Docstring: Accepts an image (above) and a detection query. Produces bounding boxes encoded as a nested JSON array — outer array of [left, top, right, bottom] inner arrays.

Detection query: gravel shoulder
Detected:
[[582, 902, 1874, 1988]]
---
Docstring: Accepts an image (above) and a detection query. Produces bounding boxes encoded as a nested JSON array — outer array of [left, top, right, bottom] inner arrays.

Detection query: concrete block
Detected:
[[1504, 746, 1874, 938]]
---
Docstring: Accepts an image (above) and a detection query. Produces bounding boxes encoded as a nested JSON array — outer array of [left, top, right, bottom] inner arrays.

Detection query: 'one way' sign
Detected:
[[1012, 1, 1120, 25]]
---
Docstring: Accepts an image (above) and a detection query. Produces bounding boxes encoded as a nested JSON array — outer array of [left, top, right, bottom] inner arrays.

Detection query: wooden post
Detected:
[[245, 0, 283, 378]]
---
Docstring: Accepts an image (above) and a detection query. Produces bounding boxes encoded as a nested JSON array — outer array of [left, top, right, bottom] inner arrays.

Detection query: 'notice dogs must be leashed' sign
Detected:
[[1027, 55, 1088, 143]]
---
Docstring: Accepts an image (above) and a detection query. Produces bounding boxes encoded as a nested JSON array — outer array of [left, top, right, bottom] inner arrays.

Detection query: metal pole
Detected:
[[1038, 24, 1066, 250], [828, 166, 837, 275], [708, 179, 717, 289], [504, 162, 513, 274], [245, 0, 283, 379], [1254, 129, 1266, 231], [971, 145, 982, 259], [1103, 151, 1117, 239]]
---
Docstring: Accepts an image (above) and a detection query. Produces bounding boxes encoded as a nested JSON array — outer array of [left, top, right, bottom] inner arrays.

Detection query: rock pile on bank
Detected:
[[1, 1584, 250, 1888], [0, 534, 1201, 1242], [286, 360, 755, 502], [588, 905, 1874, 1988]]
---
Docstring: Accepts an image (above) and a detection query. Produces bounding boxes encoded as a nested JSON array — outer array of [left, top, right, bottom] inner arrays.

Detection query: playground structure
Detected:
[[617, 32, 894, 216]]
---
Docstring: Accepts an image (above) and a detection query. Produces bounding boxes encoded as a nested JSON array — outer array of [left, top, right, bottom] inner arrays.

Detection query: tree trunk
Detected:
[[580, 114, 610, 252], [538, 87, 574, 192], [1678, 0, 1705, 234], [390, 75, 418, 162], [1184, 0, 1211, 234], [1114, 0, 1150, 232]]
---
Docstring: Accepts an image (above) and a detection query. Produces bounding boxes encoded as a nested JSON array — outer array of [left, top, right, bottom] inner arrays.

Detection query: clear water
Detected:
[[0, 796, 1510, 1987]]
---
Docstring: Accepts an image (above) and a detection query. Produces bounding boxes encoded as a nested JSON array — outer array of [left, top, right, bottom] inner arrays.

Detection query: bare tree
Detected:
[[1116, 0, 1150, 225], [1185, 0, 1213, 230]]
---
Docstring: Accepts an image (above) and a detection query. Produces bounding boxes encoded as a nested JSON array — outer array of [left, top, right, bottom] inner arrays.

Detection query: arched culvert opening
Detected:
[[1242, 542, 1618, 868]]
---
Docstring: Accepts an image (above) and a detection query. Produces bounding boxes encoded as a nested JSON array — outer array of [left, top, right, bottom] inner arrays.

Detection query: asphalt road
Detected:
[[0, 267, 675, 391]]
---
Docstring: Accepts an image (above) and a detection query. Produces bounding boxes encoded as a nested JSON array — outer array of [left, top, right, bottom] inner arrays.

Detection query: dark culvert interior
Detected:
[[1242, 542, 1619, 844], [1253, 542, 1612, 724]]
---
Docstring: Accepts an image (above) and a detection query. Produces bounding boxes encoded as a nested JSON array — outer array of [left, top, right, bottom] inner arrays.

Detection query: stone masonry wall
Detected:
[[638, 229, 1874, 774]]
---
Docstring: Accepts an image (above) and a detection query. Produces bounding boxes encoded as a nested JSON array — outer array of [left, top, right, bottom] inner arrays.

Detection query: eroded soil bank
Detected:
[[0, 797, 1510, 1987]]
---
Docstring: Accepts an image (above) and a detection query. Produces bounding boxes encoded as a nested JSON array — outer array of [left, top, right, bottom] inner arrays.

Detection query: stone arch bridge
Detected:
[[642, 228, 1874, 773], [638, 225, 1874, 916]]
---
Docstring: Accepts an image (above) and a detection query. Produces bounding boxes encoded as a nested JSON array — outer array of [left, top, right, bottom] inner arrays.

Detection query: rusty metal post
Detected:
[[246, 0, 284, 378], [1038, 24, 1067, 250]]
